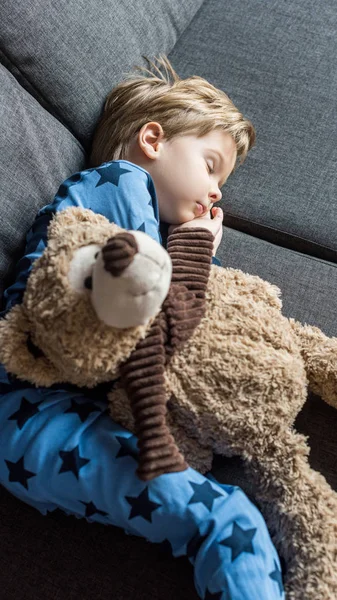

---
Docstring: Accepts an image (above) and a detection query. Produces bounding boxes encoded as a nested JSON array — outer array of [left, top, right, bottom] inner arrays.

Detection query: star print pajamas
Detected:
[[0, 160, 284, 600]]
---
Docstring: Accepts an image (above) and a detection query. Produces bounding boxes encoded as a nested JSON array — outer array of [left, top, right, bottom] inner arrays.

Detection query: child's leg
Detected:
[[0, 364, 284, 600]]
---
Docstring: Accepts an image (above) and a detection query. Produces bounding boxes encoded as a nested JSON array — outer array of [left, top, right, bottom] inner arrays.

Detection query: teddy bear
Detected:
[[0, 206, 336, 600]]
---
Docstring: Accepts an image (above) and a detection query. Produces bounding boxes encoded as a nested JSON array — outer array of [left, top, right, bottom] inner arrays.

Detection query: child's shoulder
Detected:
[[59, 160, 152, 193], [98, 159, 149, 178], [73, 159, 150, 179]]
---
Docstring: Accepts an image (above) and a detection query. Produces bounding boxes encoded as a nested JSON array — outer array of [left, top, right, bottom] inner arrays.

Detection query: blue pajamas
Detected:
[[0, 160, 284, 599]]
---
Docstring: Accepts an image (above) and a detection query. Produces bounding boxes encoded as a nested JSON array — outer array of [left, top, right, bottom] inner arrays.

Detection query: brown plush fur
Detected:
[[1, 207, 336, 599], [0, 208, 155, 387]]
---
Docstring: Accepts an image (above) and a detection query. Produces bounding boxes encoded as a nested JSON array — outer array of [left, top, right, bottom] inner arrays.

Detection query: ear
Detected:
[[0, 305, 64, 387]]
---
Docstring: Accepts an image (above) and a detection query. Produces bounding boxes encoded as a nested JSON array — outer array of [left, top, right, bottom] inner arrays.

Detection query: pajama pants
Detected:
[[0, 363, 284, 600]]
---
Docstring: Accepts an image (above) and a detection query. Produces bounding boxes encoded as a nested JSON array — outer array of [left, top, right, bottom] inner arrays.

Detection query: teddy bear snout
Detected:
[[88, 230, 172, 328], [102, 232, 138, 277]]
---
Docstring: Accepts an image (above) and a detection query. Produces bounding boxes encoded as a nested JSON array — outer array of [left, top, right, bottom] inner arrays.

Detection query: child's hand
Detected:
[[168, 207, 223, 256]]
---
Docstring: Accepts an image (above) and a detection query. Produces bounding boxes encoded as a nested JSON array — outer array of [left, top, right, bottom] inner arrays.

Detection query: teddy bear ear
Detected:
[[0, 305, 63, 387], [46, 206, 110, 241]]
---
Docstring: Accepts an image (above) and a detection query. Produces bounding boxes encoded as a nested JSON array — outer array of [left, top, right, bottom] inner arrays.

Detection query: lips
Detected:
[[196, 202, 207, 216]]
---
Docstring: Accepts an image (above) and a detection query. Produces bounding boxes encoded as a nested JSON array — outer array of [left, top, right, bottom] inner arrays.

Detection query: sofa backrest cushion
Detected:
[[0, 66, 86, 302], [0, 0, 204, 151], [167, 0, 337, 263]]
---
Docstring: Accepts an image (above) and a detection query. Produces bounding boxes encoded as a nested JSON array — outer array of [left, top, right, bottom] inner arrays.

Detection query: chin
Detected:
[[169, 214, 187, 225]]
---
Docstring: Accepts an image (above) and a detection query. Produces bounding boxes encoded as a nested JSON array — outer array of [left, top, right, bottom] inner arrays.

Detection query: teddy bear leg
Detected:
[[214, 427, 337, 599]]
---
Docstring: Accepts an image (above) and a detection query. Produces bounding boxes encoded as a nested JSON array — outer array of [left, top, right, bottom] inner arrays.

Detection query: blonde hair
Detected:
[[89, 55, 256, 173]]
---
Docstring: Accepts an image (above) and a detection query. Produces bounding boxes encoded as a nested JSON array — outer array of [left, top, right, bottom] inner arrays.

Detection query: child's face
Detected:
[[130, 125, 237, 225]]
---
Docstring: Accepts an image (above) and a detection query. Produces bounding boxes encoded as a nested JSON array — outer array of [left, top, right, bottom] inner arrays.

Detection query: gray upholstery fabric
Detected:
[[168, 0, 337, 262], [0, 66, 86, 301], [0, 0, 204, 150]]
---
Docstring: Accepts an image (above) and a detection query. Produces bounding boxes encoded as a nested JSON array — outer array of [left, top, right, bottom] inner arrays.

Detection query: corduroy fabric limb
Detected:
[[120, 228, 214, 480]]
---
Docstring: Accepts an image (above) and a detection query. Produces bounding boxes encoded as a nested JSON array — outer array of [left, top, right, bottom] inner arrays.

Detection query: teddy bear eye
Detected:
[[67, 244, 101, 293], [84, 276, 92, 290]]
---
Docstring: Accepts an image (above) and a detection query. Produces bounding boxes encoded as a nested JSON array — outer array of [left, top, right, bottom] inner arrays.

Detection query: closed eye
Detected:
[[208, 151, 228, 187], [206, 161, 215, 175]]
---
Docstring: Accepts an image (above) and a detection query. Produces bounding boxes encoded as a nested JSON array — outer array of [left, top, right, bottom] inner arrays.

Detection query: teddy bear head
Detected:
[[0, 207, 172, 388]]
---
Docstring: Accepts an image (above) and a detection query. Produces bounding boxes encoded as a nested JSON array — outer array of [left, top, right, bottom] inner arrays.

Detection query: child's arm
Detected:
[[1, 161, 161, 316]]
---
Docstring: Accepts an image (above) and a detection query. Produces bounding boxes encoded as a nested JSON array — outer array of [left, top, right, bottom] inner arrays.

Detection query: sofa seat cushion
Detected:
[[0, 485, 198, 600]]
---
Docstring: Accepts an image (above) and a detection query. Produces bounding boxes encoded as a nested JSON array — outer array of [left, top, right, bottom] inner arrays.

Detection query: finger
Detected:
[[213, 210, 224, 234], [212, 207, 223, 219]]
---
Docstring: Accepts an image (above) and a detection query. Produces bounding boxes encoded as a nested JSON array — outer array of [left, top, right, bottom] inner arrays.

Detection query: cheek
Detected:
[[165, 170, 189, 206], [175, 160, 199, 192]]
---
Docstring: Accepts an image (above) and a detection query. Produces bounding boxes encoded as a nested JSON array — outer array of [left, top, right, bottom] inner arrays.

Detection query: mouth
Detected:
[[132, 258, 167, 297], [195, 202, 208, 216]]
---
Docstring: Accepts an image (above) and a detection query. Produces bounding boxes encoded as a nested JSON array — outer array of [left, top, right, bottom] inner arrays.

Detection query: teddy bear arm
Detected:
[[289, 318, 337, 409], [0, 305, 65, 386], [167, 227, 213, 295]]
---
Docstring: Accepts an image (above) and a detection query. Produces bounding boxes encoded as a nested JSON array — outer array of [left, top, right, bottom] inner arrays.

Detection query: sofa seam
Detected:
[[223, 211, 336, 266], [224, 211, 335, 253]]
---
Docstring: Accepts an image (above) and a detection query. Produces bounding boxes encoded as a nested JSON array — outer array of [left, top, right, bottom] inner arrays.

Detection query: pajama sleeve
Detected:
[[2, 160, 160, 315]]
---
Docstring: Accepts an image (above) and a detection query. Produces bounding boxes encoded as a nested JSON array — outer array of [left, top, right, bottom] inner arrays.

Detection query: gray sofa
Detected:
[[0, 0, 336, 598]]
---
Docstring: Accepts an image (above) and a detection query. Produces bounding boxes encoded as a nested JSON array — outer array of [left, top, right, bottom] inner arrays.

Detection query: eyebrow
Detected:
[[208, 149, 228, 187]]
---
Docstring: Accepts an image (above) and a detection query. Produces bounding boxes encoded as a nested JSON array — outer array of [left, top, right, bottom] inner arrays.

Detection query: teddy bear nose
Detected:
[[102, 232, 138, 277]]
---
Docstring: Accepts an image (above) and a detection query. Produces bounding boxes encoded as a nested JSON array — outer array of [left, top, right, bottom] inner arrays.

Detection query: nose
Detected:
[[209, 188, 222, 203], [102, 232, 138, 277]]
